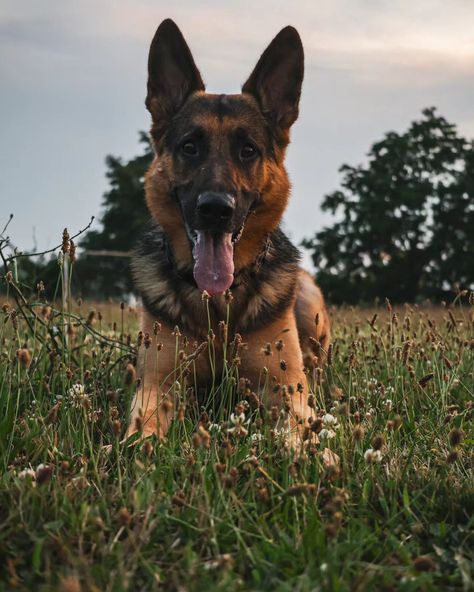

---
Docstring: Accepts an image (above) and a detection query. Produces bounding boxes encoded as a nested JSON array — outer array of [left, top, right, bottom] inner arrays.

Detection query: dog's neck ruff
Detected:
[[131, 222, 300, 336]]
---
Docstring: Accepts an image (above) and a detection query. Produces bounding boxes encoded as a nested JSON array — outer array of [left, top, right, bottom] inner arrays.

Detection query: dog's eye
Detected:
[[181, 140, 198, 157], [240, 143, 257, 160]]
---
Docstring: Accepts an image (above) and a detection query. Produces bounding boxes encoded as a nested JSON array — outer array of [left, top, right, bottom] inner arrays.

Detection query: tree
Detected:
[[73, 133, 153, 297], [303, 108, 474, 304]]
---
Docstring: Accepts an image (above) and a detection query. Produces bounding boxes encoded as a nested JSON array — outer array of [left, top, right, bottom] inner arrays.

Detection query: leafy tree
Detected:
[[303, 108, 474, 304], [73, 133, 153, 297]]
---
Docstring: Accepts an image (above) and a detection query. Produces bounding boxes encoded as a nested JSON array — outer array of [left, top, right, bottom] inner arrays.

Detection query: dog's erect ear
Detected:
[[242, 26, 304, 130], [146, 19, 204, 130]]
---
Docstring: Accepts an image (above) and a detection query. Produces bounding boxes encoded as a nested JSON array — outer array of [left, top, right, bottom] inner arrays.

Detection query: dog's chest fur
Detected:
[[131, 223, 300, 338]]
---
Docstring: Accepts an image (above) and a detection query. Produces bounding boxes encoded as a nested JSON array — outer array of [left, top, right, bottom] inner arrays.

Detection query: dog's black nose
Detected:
[[197, 192, 235, 223]]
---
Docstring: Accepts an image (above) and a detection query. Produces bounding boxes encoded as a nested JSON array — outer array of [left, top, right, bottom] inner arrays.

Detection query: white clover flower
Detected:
[[319, 428, 336, 440], [68, 383, 91, 409], [18, 468, 36, 480], [365, 408, 375, 419], [273, 426, 292, 441], [384, 399, 393, 411], [250, 432, 264, 443], [364, 448, 383, 463], [69, 383, 85, 397], [322, 413, 338, 426], [208, 423, 222, 434], [230, 412, 246, 425], [227, 411, 249, 436]]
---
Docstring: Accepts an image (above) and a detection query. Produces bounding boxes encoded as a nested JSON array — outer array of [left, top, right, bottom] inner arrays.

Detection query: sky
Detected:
[[1, 0, 473, 269]]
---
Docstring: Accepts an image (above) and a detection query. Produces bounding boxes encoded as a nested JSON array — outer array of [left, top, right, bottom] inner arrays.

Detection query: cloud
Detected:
[[0, 0, 473, 261]]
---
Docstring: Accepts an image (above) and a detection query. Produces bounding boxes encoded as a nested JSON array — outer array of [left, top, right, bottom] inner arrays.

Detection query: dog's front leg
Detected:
[[126, 314, 182, 441], [240, 308, 311, 445]]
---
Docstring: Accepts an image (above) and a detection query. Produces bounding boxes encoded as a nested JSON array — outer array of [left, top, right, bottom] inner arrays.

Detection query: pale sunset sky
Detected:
[[1, 0, 473, 268]]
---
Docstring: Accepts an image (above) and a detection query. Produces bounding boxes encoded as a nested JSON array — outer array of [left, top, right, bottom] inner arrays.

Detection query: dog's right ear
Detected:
[[146, 19, 204, 134]]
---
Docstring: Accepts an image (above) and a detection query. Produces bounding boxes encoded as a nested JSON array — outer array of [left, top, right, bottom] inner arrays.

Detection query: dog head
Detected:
[[144, 19, 304, 295]]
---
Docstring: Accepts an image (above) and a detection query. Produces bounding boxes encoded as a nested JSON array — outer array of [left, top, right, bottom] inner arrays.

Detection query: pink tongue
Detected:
[[193, 231, 234, 295]]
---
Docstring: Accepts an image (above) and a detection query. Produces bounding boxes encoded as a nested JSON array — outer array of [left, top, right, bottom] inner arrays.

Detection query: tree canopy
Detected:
[[303, 108, 474, 304], [73, 133, 153, 297]]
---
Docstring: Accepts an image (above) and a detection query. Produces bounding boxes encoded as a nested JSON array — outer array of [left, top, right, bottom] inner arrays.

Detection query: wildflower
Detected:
[[322, 413, 338, 426], [68, 383, 91, 409], [227, 411, 249, 437], [319, 428, 336, 440], [384, 399, 393, 412], [18, 468, 36, 481], [364, 448, 383, 463], [250, 432, 264, 443]]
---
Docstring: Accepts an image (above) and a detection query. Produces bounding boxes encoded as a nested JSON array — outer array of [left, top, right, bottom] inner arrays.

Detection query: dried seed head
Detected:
[[46, 402, 61, 425], [61, 228, 70, 254], [218, 320, 228, 342], [144, 333, 152, 349], [372, 435, 384, 451], [262, 342, 272, 356], [270, 406, 279, 422], [36, 463, 53, 485], [448, 427, 463, 447], [224, 289, 233, 303], [153, 321, 162, 334], [413, 555, 436, 572], [59, 575, 81, 592], [352, 426, 364, 442], [311, 418, 323, 434], [201, 290, 210, 301], [133, 415, 143, 435], [69, 239, 76, 263], [275, 339, 284, 351], [160, 398, 173, 415], [124, 363, 137, 386], [16, 348, 31, 369], [142, 440, 153, 458], [117, 507, 131, 526], [418, 373, 434, 388], [446, 450, 459, 464], [112, 420, 122, 437]]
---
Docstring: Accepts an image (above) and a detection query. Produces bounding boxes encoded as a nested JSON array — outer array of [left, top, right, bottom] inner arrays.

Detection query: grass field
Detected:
[[0, 273, 473, 591]]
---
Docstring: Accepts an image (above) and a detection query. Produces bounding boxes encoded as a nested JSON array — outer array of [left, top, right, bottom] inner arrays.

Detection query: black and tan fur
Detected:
[[128, 19, 330, 443]]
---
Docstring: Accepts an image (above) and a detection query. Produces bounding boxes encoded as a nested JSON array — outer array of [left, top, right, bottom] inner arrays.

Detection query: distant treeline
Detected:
[[4, 109, 473, 304]]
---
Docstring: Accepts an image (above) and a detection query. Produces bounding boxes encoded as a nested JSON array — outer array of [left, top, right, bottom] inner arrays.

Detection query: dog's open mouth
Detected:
[[192, 232, 234, 296], [186, 225, 245, 296]]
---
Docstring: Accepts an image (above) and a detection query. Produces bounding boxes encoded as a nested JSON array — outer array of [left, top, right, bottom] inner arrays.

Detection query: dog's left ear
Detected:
[[242, 26, 304, 130]]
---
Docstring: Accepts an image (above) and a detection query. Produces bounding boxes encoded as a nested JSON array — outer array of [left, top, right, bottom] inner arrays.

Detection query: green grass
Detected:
[[0, 273, 473, 591]]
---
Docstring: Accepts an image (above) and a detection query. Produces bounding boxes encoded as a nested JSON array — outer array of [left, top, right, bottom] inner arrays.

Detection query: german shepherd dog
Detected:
[[128, 19, 330, 445]]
